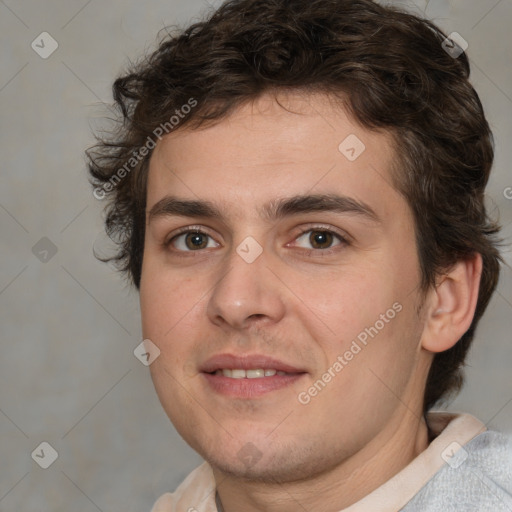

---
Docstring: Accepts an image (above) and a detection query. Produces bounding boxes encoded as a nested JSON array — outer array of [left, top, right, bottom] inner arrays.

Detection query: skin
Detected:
[[139, 91, 482, 511]]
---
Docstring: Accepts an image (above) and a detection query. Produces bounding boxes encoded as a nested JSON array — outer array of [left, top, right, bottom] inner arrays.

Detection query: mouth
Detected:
[[200, 354, 307, 398], [211, 368, 290, 378]]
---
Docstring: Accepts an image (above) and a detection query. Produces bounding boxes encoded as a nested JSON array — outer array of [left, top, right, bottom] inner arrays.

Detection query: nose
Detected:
[[206, 243, 286, 331]]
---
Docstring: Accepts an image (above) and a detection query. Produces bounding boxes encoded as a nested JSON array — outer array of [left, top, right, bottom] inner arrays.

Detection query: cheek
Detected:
[[140, 254, 202, 338], [140, 258, 211, 383], [291, 264, 395, 338], [297, 259, 419, 380], [139, 274, 168, 340]]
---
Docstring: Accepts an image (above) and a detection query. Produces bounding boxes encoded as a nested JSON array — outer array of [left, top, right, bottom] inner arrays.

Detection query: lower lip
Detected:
[[202, 372, 306, 398]]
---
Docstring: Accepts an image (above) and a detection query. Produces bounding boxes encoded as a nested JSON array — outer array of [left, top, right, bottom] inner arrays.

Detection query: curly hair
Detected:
[[87, 0, 502, 413]]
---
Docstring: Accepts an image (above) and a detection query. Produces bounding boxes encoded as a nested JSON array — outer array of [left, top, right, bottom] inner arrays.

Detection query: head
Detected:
[[88, 0, 501, 483]]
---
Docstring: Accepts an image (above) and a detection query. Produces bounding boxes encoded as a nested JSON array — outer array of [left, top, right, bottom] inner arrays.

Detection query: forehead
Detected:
[[146, 91, 404, 223]]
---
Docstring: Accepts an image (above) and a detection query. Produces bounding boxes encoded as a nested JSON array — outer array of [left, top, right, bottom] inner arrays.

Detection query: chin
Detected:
[[204, 442, 340, 484]]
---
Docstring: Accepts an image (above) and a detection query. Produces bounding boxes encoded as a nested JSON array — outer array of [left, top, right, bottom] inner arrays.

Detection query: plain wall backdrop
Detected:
[[1, 0, 511, 510]]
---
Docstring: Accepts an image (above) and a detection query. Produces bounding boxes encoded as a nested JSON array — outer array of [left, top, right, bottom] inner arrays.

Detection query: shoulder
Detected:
[[402, 430, 512, 511]]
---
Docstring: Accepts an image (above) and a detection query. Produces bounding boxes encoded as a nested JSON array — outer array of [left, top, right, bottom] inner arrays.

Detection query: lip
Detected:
[[200, 353, 307, 399], [200, 353, 305, 374]]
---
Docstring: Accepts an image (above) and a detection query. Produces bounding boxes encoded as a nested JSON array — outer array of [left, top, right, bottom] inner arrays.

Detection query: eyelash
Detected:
[[165, 224, 349, 258]]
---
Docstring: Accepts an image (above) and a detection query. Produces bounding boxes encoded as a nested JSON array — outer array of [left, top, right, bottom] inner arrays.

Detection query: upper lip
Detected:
[[200, 353, 306, 374]]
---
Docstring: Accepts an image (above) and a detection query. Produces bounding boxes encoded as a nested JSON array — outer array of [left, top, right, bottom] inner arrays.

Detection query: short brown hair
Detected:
[[87, 0, 502, 412]]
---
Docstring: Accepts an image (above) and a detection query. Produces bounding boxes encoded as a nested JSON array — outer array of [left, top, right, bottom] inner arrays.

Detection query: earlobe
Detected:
[[421, 253, 483, 354]]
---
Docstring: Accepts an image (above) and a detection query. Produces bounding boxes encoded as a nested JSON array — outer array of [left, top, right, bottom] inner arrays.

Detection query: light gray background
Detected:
[[0, 0, 511, 510]]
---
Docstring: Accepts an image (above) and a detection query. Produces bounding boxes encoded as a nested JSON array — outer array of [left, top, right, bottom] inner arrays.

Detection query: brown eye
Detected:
[[308, 230, 334, 249], [292, 227, 348, 254], [184, 232, 209, 250], [168, 230, 219, 252]]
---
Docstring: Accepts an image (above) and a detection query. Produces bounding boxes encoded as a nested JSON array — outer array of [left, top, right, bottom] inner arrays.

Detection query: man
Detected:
[[88, 0, 511, 510]]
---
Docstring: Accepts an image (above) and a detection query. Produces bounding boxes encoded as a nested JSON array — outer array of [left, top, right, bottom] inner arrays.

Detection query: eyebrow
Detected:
[[148, 193, 380, 224]]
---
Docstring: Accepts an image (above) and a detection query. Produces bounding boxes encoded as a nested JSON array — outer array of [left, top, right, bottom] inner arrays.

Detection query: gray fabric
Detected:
[[401, 431, 512, 511]]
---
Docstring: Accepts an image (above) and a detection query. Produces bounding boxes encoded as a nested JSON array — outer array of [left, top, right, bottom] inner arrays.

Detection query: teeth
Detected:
[[215, 368, 284, 378], [246, 369, 265, 379]]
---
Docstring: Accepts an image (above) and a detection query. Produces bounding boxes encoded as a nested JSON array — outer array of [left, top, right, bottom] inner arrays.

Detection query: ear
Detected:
[[421, 253, 483, 353]]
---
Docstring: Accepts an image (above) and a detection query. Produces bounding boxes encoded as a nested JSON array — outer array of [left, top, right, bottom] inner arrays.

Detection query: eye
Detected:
[[167, 229, 219, 252], [292, 228, 348, 251]]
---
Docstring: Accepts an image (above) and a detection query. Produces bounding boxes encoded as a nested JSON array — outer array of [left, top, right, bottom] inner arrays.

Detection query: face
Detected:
[[139, 92, 431, 483]]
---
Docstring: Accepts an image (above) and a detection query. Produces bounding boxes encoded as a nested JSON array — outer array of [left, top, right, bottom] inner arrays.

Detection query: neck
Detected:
[[214, 411, 430, 512]]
